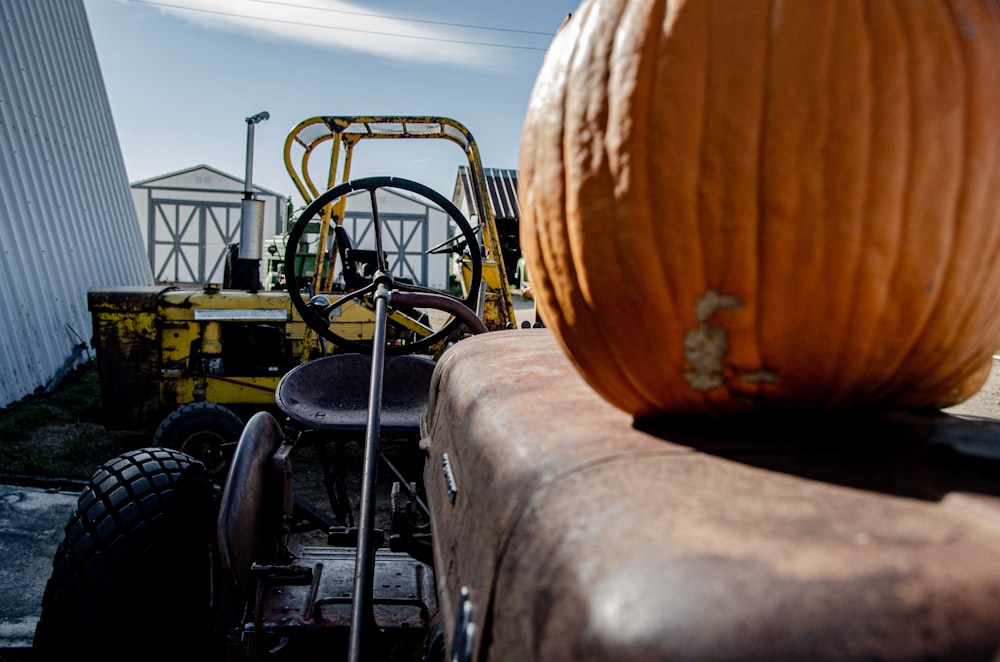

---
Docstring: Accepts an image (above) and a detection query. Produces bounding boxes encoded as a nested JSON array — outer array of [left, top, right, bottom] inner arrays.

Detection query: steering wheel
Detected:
[[284, 176, 484, 354]]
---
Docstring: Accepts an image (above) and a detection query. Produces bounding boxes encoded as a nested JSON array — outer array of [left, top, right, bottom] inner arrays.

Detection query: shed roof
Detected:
[[453, 166, 519, 222], [131, 164, 285, 198]]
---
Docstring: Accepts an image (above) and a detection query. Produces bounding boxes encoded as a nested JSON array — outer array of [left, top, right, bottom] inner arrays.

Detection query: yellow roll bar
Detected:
[[282, 115, 516, 331]]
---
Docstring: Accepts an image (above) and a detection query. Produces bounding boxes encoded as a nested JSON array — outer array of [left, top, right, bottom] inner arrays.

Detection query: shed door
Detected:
[[342, 211, 429, 285], [149, 199, 242, 284]]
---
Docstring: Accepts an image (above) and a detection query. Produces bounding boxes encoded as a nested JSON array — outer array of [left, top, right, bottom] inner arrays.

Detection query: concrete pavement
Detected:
[[0, 482, 81, 653]]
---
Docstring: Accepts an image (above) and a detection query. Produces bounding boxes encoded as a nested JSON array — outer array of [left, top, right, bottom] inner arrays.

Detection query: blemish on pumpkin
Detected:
[[683, 290, 741, 391], [739, 369, 780, 385], [683, 290, 781, 392]]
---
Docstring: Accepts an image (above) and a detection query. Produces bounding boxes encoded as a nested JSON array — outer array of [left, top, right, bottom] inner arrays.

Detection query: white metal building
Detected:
[[0, 0, 153, 408], [131, 165, 288, 285]]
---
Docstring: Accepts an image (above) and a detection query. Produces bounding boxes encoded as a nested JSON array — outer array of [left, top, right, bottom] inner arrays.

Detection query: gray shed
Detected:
[[131, 164, 288, 286], [0, 0, 153, 407]]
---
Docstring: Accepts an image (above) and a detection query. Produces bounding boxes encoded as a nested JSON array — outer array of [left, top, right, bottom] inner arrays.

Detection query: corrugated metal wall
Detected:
[[0, 0, 153, 407]]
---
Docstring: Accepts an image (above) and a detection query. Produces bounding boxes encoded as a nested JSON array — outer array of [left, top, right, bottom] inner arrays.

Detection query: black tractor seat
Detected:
[[275, 352, 436, 434]]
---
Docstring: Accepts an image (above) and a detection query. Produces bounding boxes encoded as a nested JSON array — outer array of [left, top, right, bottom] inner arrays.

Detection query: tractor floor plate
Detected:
[[242, 547, 436, 659]]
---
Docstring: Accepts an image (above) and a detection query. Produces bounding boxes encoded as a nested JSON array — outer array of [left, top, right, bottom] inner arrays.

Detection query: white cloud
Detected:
[[146, 0, 515, 70]]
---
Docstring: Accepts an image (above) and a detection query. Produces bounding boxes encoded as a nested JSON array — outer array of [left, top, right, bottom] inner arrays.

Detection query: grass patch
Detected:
[[48, 369, 103, 419], [0, 406, 68, 442], [0, 360, 137, 478], [1, 441, 52, 473], [0, 361, 101, 434]]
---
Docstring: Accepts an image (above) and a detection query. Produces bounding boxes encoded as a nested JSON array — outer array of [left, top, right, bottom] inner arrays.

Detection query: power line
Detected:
[[249, 0, 556, 37], [130, 0, 550, 52]]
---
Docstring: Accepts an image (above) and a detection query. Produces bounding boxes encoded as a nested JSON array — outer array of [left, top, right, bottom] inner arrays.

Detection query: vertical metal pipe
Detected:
[[348, 280, 391, 662], [369, 188, 388, 274], [238, 111, 269, 264], [315, 132, 343, 292], [243, 119, 255, 197]]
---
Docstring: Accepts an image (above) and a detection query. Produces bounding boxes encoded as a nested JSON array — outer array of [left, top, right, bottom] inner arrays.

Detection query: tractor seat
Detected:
[[334, 225, 412, 290], [275, 353, 435, 434]]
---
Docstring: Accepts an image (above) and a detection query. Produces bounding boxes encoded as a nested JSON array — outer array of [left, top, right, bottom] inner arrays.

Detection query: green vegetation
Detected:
[[0, 362, 100, 437], [46, 365, 103, 419], [0, 406, 68, 442], [0, 361, 138, 478]]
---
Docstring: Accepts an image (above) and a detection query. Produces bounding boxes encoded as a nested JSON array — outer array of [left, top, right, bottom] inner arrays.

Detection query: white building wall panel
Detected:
[[0, 0, 152, 407], [132, 165, 288, 285]]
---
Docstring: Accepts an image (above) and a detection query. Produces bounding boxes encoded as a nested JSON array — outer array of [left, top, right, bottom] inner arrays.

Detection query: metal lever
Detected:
[[348, 275, 392, 662]]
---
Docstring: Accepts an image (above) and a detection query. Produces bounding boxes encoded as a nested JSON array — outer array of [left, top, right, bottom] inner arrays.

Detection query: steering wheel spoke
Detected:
[[285, 177, 484, 355]]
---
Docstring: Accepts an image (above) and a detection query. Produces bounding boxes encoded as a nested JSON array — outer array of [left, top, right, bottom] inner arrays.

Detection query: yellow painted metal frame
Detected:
[[93, 116, 519, 430], [282, 116, 516, 330], [153, 288, 378, 411]]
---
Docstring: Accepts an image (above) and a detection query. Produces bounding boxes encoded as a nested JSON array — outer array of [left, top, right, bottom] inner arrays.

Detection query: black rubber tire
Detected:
[[152, 402, 244, 480], [33, 448, 221, 661]]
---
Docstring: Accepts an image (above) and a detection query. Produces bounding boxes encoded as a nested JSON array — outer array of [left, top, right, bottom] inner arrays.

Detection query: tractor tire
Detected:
[[33, 448, 221, 661], [153, 402, 245, 481]]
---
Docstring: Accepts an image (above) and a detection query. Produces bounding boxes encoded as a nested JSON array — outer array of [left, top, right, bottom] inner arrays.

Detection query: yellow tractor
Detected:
[[87, 115, 517, 474]]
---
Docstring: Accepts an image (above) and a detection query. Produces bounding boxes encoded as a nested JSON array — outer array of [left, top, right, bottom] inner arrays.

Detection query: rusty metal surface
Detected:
[[243, 548, 436, 659], [87, 286, 175, 429], [276, 353, 435, 433], [252, 548, 435, 630], [87, 285, 176, 313], [217, 410, 290, 595], [423, 329, 1000, 661]]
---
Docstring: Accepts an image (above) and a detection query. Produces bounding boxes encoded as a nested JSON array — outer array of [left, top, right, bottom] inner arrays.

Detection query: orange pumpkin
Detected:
[[519, 0, 1000, 418]]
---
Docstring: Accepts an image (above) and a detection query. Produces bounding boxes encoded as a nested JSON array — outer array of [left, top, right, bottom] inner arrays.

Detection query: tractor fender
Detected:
[[217, 410, 290, 596]]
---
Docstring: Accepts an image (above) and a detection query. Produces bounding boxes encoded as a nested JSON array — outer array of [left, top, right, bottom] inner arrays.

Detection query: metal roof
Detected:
[[0, 0, 153, 407], [132, 163, 287, 198], [453, 166, 520, 222]]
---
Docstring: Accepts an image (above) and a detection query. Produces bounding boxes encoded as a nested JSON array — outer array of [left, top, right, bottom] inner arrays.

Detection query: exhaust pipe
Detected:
[[238, 111, 269, 291]]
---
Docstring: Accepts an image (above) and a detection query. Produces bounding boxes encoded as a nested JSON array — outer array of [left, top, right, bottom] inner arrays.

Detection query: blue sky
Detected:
[[82, 0, 579, 210]]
